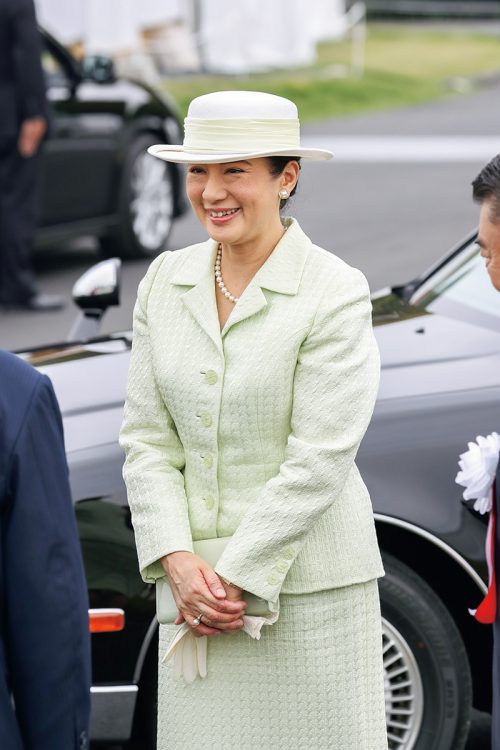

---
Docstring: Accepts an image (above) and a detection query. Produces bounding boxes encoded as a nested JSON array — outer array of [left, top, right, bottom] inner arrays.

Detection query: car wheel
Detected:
[[101, 135, 175, 259], [380, 553, 472, 750]]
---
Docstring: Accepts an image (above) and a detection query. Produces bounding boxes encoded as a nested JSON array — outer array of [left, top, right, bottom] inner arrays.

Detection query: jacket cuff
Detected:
[[22, 98, 47, 121], [215, 545, 296, 602]]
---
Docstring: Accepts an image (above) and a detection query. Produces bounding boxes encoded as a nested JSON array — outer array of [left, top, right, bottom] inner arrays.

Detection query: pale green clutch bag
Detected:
[[156, 536, 271, 623]]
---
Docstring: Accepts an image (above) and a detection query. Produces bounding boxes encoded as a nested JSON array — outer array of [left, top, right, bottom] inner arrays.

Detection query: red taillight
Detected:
[[89, 608, 125, 633]]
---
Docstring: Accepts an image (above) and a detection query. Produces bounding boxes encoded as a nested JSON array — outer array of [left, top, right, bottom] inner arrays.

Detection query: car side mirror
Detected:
[[81, 54, 116, 84], [67, 258, 121, 342]]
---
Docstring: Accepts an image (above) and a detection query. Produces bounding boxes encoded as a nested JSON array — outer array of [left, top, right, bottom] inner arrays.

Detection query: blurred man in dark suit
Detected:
[[472, 154, 500, 748], [0, 0, 63, 310], [0, 349, 91, 749]]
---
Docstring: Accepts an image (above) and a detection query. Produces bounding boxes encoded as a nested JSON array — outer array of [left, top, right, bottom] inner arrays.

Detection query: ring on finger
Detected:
[[192, 613, 203, 627]]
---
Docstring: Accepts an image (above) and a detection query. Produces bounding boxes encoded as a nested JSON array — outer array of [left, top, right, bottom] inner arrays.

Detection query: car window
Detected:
[[410, 241, 500, 330], [42, 47, 71, 89]]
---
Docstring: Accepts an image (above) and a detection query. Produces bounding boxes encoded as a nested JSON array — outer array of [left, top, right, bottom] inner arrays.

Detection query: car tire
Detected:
[[101, 135, 175, 260], [380, 552, 472, 750]]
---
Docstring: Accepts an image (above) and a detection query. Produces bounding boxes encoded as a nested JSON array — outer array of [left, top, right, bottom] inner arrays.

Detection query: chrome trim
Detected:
[[88, 607, 125, 617], [409, 240, 478, 307], [91, 685, 138, 694], [374, 513, 487, 595], [90, 685, 138, 742], [133, 614, 158, 684], [371, 286, 393, 300]]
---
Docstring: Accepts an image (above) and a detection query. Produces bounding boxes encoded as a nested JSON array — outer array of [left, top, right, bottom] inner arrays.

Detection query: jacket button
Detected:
[[199, 412, 212, 427], [204, 495, 215, 510], [267, 574, 278, 586], [282, 547, 295, 560], [276, 561, 289, 573], [205, 370, 218, 385], [203, 453, 213, 469]]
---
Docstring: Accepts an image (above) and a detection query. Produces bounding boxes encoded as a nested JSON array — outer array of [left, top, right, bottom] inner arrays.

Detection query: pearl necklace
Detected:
[[215, 244, 239, 303]]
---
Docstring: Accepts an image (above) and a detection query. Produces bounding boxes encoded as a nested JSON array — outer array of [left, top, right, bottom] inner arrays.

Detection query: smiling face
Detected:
[[185, 158, 299, 249], [478, 197, 500, 292]]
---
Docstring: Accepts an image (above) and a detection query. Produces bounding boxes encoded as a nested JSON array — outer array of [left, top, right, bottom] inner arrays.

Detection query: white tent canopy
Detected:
[[35, 0, 360, 73], [35, 0, 190, 51], [198, 0, 317, 73]]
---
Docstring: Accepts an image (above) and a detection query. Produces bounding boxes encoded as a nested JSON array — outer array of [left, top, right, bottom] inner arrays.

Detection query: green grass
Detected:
[[161, 25, 500, 122]]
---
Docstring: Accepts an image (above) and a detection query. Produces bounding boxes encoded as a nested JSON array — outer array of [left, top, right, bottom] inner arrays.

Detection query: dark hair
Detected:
[[472, 154, 500, 223], [267, 156, 301, 209]]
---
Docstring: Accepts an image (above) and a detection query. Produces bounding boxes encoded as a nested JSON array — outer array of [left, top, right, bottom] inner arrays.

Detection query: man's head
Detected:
[[472, 154, 500, 291]]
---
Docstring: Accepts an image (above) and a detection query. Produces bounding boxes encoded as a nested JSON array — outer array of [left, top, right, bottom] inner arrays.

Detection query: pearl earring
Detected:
[[279, 189, 289, 200]]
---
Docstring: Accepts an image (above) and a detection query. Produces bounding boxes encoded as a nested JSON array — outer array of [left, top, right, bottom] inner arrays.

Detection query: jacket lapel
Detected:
[[222, 219, 311, 335], [251, 218, 311, 296], [180, 276, 223, 353], [170, 219, 311, 345], [170, 240, 223, 354], [221, 285, 268, 337]]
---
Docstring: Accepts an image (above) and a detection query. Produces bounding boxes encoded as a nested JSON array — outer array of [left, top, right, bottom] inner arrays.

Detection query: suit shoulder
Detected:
[[0, 351, 43, 405], [154, 241, 209, 275], [305, 243, 369, 295], [137, 240, 212, 302], [0, 352, 48, 463]]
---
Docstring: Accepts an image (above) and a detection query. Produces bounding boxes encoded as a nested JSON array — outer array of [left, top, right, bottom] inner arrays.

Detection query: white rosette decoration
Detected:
[[455, 432, 500, 514]]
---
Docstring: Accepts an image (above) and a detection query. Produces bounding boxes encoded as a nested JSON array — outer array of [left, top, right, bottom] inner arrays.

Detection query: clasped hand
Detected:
[[161, 551, 246, 637]]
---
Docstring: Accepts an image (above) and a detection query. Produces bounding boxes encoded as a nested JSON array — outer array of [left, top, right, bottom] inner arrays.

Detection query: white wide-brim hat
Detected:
[[148, 90, 333, 164]]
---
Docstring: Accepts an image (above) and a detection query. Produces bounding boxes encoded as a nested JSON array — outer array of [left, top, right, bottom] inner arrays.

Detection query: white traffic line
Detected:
[[301, 136, 500, 162]]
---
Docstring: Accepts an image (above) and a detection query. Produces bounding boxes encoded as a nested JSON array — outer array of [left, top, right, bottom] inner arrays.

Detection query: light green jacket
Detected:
[[119, 218, 384, 604]]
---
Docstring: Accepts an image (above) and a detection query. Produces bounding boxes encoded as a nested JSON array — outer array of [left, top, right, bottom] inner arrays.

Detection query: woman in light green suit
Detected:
[[120, 90, 388, 749]]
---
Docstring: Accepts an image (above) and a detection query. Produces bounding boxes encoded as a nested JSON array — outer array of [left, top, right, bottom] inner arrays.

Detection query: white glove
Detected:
[[162, 610, 279, 683], [162, 623, 207, 683]]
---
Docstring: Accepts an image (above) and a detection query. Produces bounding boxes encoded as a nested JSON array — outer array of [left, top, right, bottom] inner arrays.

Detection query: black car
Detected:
[[37, 30, 187, 259], [18, 229, 497, 750]]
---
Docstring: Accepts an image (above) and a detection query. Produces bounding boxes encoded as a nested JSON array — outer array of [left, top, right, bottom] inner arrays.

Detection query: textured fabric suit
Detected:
[[120, 218, 387, 748], [0, 351, 91, 750], [0, 0, 48, 304]]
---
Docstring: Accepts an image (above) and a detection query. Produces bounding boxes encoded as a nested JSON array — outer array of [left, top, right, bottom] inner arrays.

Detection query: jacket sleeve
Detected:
[[119, 258, 193, 583], [10, 0, 48, 122], [4, 375, 90, 750], [215, 269, 380, 602]]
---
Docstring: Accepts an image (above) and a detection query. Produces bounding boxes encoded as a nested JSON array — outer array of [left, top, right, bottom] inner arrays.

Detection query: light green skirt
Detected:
[[158, 579, 388, 750]]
